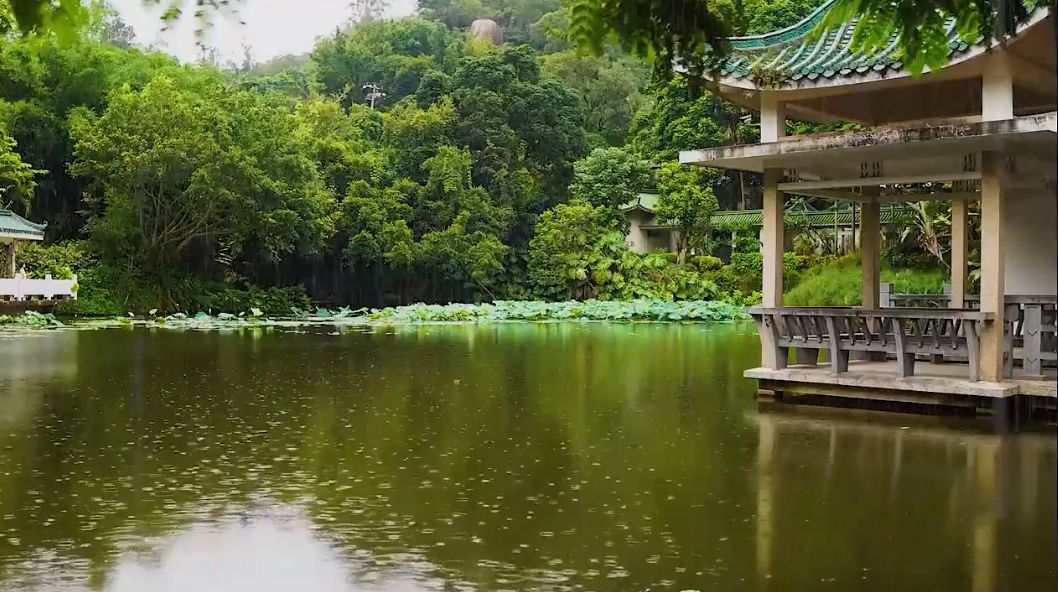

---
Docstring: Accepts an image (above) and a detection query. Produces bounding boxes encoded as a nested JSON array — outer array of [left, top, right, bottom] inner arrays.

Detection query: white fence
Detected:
[[0, 274, 78, 301]]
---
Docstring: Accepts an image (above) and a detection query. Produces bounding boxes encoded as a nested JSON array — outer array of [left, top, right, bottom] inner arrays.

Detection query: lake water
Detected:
[[0, 323, 1055, 591]]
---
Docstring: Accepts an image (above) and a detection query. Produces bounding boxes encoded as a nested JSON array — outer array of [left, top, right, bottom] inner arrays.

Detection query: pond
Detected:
[[0, 323, 1055, 591]]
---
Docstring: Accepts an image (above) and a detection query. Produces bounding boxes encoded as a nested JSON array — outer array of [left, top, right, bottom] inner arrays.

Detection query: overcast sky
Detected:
[[110, 0, 417, 65]]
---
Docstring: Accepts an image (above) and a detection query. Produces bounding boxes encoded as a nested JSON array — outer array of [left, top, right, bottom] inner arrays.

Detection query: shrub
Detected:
[[792, 233, 817, 256], [711, 252, 762, 294], [14, 241, 128, 317], [689, 255, 723, 272], [15, 241, 87, 279], [784, 254, 947, 306], [656, 252, 679, 264], [191, 285, 312, 315]]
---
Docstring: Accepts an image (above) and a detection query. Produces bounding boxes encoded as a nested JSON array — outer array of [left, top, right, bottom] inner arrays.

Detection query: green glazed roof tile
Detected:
[[0, 209, 46, 239], [716, 0, 1040, 85]]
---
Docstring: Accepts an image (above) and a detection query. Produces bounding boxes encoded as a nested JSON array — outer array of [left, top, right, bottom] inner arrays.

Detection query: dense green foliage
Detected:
[[569, 146, 652, 218], [527, 200, 721, 301], [785, 254, 948, 306], [653, 161, 718, 264], [0, 0, 961, 316]]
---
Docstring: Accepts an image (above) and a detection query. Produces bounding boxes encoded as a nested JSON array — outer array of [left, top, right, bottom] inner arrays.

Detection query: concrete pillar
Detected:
[[979, 152, 1007, 382], [761, 169, 785, 368], [760, 93, 786, 143], [950, 199, 969, 308], [860, 191, 881, 309], [982, 54, 1014, 121], [762, 169, 784, 307]]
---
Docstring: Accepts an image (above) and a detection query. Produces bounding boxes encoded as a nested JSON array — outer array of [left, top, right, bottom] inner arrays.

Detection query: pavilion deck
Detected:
[[749, 359, 1056, 409], [746, 302, 1057, 419]]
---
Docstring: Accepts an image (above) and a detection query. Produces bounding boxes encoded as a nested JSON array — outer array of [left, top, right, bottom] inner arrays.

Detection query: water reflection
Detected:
[[0, 324, 1053, 591], [753, 410, 1057, 591]]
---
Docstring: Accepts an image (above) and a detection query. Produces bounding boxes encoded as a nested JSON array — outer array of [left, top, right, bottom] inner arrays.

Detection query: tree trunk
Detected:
[[677, 233, 688, 265]]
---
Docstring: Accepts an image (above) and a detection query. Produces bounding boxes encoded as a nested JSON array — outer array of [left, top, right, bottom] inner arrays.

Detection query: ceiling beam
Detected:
[[785, 188, 873, 202], [785, 188, 984, 202], [778, 171, 981, 191], [877, 192, 981, 203], [1008, 51, 1058, 95]]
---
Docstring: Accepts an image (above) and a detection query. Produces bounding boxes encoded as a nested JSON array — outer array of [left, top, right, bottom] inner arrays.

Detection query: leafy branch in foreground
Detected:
[[568, 0, 1050, 77]]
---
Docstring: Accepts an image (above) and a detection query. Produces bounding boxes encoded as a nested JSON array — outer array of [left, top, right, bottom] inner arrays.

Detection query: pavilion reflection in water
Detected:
[[754, 409, 1056, 590]]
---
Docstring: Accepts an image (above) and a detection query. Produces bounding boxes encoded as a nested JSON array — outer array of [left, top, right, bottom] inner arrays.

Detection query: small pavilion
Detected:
[[681, 1, 1056, 415], [0, 209, 45, 277], [0, 209, 77, 304]]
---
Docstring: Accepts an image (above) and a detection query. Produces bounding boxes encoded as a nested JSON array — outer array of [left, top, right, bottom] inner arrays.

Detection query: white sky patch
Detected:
[[110, 0, 418, 65]]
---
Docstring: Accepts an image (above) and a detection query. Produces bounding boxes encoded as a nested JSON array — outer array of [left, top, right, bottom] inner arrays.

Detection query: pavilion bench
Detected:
[[748, 307, 999, 382]]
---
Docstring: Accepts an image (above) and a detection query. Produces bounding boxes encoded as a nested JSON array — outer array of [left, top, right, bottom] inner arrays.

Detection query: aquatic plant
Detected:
[[0, 311, 64, 329], [367, 300, 749, 323]]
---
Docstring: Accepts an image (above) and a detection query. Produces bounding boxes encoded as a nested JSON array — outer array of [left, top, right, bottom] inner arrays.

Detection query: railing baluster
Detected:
[[892, 318, 915, 377], [1023, 303, 1043, 377], [824, 315, 849, 373]]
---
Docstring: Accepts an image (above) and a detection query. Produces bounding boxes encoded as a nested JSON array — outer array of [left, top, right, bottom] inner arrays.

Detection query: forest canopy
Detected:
[[0, 0, 969, 312]]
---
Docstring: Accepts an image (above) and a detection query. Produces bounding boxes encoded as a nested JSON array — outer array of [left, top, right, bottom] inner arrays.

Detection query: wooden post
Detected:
[[760, 169, 785, 368], [979, 152, 1007, 382], [951, 199, 969, 309]]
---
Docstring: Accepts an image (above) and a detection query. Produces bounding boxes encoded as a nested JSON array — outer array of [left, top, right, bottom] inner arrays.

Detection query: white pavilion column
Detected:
[[950, 199, 969, 308], [982, 54, 1014, 121], [979, 152, 1007, 382], [761, 168, 785, 367], [760, 93, 786, 143], [977, 51, 1013, 381]]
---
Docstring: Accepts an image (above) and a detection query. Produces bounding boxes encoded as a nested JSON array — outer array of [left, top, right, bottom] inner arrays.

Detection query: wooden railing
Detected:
[[749, 307, 998, 382]]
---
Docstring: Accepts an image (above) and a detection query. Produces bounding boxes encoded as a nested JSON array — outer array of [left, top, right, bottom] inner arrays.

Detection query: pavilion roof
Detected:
[[619, 192, 660, 213], [0, 209, 46, 241], [715, 0, 1043, 86]]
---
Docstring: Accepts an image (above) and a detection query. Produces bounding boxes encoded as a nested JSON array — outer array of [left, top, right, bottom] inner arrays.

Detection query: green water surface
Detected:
[[0, 323, 1054, 591]]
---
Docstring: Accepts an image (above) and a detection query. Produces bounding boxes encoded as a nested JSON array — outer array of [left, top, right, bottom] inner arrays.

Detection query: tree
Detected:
[[348, 0, 391, 24], [311, 17, 453, 107], [69, 76, 333, 303], [4, 0, 1035, 80], [0, 129, 40, 210], [568, 147, 651, 220], [528, 199, 623, 300], [653, 162, 718, 265], [382, 98, 454, 180], [629, 77, 740, 162], [341, 180, 416, 300], [541, 51, 647, 147]]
